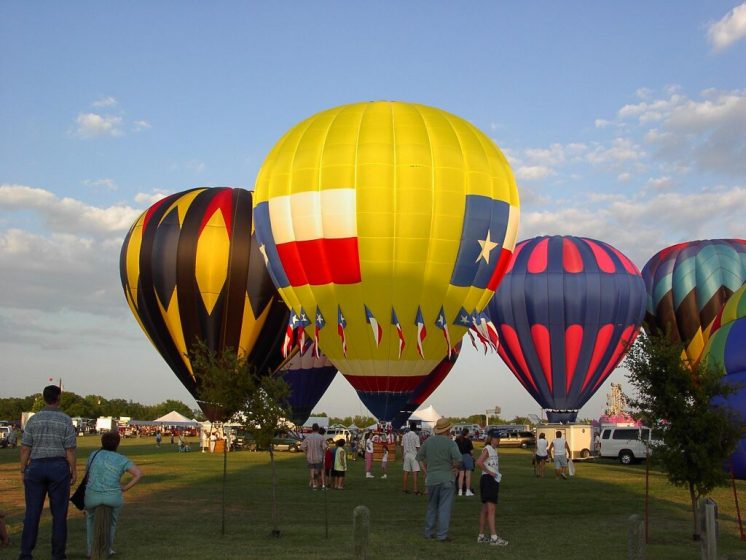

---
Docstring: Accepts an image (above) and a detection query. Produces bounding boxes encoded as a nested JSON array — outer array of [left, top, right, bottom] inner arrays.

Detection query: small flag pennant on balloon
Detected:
[[435, 306, 452, 359], [337, 306, 348, 357], [313, 306, 325, 358], [364, 305, 383, 347], [283, 311, 298, 357], [391, 307, 406, 358], [297, 308, 311, 355], [454, 307, 478, 351], [415, 306, 427, 359]]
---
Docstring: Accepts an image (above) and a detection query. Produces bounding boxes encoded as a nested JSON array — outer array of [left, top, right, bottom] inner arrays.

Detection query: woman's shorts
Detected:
[[460, 453, 474, 471], [480, 474, 499, 504], [332, 470, 345, 478], [535, 454, 548, 462]]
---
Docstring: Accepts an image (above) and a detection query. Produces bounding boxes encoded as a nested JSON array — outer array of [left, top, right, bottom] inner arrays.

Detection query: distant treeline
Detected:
[[0, 391, 201, 423]]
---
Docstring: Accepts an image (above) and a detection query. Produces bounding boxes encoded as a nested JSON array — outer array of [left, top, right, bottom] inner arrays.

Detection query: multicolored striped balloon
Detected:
[[641, 239, 746, 367], [120, 187, 289, 419], [487, 236, 646, 423], [253, 101, 520, 421], [703, 284, 746, 478]]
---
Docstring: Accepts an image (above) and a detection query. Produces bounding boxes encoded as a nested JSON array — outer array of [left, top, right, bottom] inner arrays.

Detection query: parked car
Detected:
[[234, 431, 302, 452], [325, 427, 352, 443], [599, 426, 655, 464], [494, 429, 535, 448]]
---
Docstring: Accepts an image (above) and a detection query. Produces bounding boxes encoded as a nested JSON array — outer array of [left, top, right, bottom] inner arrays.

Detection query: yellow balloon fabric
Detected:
[[253, 101, 519, 419]]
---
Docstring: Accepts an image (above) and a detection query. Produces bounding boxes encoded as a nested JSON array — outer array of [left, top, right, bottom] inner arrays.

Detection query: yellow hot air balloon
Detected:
[[253, 101, 520, 420]]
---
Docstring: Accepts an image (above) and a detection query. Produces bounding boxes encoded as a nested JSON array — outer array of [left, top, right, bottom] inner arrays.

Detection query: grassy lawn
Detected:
[[3, 437, 746, 559]]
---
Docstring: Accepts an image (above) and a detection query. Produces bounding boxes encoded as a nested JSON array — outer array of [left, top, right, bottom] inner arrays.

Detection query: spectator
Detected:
[[333, 439, 347, 489], [380, 443, 389, 479], [416, 418, 462, 542], [84, 431, 143, 557], [364, 432, 375, 479], [475, 429, 508, 546], [535, 433, 549, 478], [18, 385, 77, 560], [548, 430, 572, 480], [300, 423, 326, 490], [401, 428, 422, 495], [455, 428, 474, 496], [324, 438, 335, 489]]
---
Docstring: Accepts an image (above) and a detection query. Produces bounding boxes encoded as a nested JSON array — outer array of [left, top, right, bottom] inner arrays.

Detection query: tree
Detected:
[[188, 340, 291, 537], [624, 332, 744, 540]]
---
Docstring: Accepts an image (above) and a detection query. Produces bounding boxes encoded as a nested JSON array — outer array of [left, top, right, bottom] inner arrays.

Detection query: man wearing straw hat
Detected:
[[416, 417, 462, 542]]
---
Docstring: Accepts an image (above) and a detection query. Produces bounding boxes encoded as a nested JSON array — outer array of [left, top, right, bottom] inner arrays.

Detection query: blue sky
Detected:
[[1, 2, 745, 420]]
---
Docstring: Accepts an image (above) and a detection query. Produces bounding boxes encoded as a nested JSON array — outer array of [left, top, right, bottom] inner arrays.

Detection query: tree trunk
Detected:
[[222, 427, 228, 536], [270, 446, 280, 537], [689, 482, 701, 541]]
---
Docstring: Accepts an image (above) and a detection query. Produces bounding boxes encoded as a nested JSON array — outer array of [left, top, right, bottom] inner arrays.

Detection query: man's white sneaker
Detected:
[[490, 536, 508, 546], [465, 489, 474, 496], [477, 535, 490, 543], [457, 490, 464, 496], [366, 473, 375, 478]]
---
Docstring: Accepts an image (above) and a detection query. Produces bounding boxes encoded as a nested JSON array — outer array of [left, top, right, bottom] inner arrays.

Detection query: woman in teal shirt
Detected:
[[84, 431, 142, 556]]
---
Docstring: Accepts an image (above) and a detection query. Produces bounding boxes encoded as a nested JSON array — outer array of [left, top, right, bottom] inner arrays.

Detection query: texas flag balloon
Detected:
[[487, 236, 646, 423], [253, 101, 520, 421]]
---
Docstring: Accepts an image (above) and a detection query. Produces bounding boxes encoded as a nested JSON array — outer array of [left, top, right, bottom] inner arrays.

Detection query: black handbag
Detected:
[[70, 449, 101, 510]]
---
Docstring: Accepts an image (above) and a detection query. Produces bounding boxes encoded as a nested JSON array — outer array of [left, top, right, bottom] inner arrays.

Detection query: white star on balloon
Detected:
[[475, 231, 499, 264]]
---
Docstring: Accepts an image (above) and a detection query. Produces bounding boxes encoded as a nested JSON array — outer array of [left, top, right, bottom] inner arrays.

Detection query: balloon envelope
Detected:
[[120, 187, 289, 419], [275, 351, 338, 426], [641, 239, 746, 367], [704, 284, 746, 478], [253, 101, 520, 420], [487, 236, 646, 423]]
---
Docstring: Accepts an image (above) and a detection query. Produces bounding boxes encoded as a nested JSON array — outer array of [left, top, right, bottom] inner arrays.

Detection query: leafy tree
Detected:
[[188, 339, 293, 537], [625, 332, 744, 540]]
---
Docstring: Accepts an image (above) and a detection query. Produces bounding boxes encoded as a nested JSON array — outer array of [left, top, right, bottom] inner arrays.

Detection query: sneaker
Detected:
[[457, 490, 464, 496], [477, 535, 490, 543], [381, 474, 387, 479], [490, 536, 508, 546], [366, 473, 375, 478], [561, 473, 568, 480], [465, 489, 474, 496]]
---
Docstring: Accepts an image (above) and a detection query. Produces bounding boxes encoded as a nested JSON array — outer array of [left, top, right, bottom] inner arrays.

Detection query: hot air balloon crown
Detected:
[[252, 101, 520, 421]]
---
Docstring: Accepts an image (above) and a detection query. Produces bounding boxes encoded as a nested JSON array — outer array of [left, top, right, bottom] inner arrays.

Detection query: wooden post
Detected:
[[353, 505, 370, 560], [627, 514, 645, 560], [699, 498, 718, 560]]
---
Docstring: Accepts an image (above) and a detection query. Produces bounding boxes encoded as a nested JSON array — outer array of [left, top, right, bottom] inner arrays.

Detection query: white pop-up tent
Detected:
[[153, 411, 199, 426], [408, 404, 442, 430]]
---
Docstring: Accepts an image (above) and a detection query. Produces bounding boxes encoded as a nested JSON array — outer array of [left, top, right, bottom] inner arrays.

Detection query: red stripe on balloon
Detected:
[[531, 324, 553, 393], [200, 188, 234, 237], [585, 240, 616, 273], [564, 324, 583, 392], [607, 245, 639, 275], [499, 325, 539, 393], [592, 325, 639, 392], [581, 324, 614, 391], [142, 196, 171, 230], [527, 238, 549, 273], [506, 241, 527, 274], [276, 238, 362, 286], [343, 374, 425, 393], [487, 248, 513, 291], [562, 238, 584, 273]]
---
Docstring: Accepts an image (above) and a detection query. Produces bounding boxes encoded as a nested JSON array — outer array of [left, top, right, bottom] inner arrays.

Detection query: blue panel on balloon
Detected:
[[357, 391, 411, 423]]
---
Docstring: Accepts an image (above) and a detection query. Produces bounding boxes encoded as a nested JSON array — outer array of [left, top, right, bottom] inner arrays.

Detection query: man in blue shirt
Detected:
[[416, 418, 462, 542], [19, 385, 77, 560]]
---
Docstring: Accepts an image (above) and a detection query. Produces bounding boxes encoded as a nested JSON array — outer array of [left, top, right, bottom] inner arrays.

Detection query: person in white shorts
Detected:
[[548, 430, 572, 480], [401, 428, 423, 495]]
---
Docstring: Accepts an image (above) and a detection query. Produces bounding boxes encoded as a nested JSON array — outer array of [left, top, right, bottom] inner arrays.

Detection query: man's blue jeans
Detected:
[[424, 480, 455, 540], [19, 457, 71, 560]]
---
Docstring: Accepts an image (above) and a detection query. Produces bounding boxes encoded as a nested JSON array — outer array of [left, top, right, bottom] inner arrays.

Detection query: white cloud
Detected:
[[134, 190, 171, 206], [132, 120, 151, 132], [647, 176, 674, 190], [586, 138, 646, 166], [83, 178, 117, 191], [515, 165, 554, 181], [92, 96, 118, 109], [0, 184, 141, 235], [707, 2, 746, 51], [73, 112, 123, 138]]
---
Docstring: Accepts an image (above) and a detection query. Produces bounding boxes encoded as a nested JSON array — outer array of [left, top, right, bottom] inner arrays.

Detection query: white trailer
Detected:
[[535, 423, 593, 460], [96, 416, 116, 433]]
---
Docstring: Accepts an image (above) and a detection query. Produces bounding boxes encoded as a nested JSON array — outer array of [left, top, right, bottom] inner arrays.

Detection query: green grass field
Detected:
[[3, 437, 746, 559]]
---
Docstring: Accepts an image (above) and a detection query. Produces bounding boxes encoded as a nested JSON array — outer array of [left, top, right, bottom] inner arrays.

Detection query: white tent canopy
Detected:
[[153, 411, 198, 425], [408, 404, 442, 430]]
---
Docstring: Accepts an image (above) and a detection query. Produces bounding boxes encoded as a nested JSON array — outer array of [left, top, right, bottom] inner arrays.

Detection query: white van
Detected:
[[325, 427, 351, 443], [599, 426, 654, 464]]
